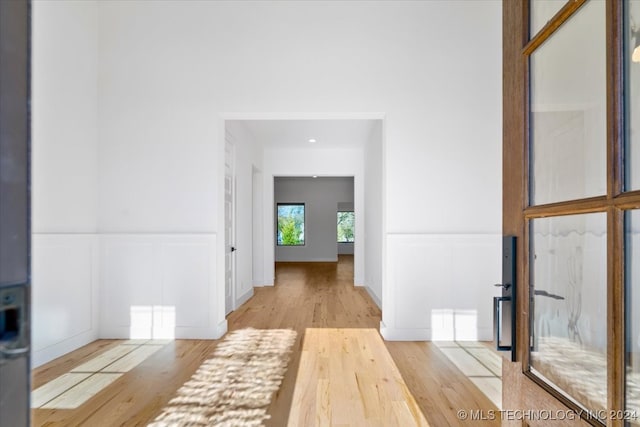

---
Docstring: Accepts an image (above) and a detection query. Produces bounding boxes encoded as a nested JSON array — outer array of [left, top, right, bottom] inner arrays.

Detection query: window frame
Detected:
[[276, 203, 306, 247], [337, 211, 355, 243]]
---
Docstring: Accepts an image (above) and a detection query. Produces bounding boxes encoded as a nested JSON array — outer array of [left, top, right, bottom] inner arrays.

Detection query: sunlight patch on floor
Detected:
[[434, 341, 502, 409], [32, 340, 170, 409]]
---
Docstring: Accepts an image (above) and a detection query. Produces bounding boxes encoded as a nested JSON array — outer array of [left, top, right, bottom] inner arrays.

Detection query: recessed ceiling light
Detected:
[[308, 138, 317, 143], [312, 175, 318, 178]]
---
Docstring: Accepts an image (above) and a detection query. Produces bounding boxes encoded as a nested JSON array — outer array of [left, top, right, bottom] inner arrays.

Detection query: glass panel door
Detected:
[[530, 213, 607, 417], [529, 0, 606, 205], [626, 211, 640, 425]]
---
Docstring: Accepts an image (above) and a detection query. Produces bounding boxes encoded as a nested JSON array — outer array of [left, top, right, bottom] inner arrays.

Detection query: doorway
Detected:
[[221, 116, 384, 315], [274, 177, 354, 271]]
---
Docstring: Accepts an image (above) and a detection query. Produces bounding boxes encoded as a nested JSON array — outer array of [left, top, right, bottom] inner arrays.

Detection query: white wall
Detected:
[[34, 0, 503, 350], [32, 1, 98, 234], [31, 0, 100, 366], [275, 177, 354, 262], [97, 0, 502, 341], [264, 147, 365, 285], [364, 121, 383, 308]]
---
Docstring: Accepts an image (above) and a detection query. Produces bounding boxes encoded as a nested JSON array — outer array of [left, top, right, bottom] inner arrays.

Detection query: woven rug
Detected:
[[149, 328, 297, 427]]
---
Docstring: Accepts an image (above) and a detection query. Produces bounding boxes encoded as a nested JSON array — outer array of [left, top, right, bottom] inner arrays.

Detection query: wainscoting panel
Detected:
[[99, 234, 217, 340], [101, 240, 157, 328], [382, 234, 501, 341], [32, 234, 99, 367], [160, 241, 211, 329]]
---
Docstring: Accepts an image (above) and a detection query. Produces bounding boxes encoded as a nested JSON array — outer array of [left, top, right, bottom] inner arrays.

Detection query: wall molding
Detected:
[[382, 233, 501, 342], [32, 233, 99, 367], [216, 319, 228, 338], [99, 233, 218, 342], [380, 325, 493, 342], [235, 288, 254, 309], [364, 284, 381, 309], [32, 329, 97, 368]]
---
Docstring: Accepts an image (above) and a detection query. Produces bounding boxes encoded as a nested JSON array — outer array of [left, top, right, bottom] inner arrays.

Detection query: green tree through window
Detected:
[[277, 204, 305, 246], [337, 211, 355, 243]]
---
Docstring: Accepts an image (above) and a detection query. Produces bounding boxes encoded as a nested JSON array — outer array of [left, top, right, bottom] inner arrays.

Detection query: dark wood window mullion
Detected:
[[524, 196, 609, 218], [609, 207, 625, 427], [521, 0, 532, 369], [614, 191, 640, 209], [524, 0, 588, 55], [607, 0, 625, 425]]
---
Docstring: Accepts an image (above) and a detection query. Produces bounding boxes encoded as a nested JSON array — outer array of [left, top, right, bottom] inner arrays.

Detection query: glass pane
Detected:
[[530, 213, 607, 416], [530, 0, 567, 37], [277, 204, 305, 246], [337, 212, 355, 243], [530, 0, 606, 205], [626, 1, 640, 190], [626, 210, 640, 424]]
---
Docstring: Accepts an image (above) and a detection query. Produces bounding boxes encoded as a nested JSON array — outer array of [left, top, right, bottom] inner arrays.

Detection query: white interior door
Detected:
[[224, 134, 236, 315]]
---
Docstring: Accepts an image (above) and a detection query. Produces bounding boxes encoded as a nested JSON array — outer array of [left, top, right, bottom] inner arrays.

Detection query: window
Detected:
[[277, 204, 305, 246], [337, 211, 354, 243]]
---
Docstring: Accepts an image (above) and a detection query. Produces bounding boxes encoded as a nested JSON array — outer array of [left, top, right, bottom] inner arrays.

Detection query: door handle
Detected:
[[231, 246, 236, 252], [494, 296, 512, 352], [0, 346, 29, 359], [494, 235, 516, 361]]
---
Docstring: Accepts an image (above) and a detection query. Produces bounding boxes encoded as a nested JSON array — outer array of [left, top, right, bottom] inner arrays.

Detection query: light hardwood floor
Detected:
[[32, 255, 499, 426], [288, 328, 430, 426]]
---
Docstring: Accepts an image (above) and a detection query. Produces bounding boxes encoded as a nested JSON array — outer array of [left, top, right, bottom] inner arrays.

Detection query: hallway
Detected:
[[32, 256, 499, 426]]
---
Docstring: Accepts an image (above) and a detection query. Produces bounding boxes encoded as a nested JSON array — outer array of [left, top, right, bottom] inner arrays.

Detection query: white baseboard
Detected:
[[235, 288, 254, 308], [215, 319, 228, 338], [32, 329, 97, 368], [275, 258, 338, 262], [380, 324, 431, 341], [379, 324, 494, 342], [364, 285, 381, 309], [476, 327, 493, 342], [98, 326, 221, 340]]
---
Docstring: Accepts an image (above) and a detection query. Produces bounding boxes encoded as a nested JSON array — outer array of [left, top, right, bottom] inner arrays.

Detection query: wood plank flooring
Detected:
[[288, 328, 430, 427], [31, 255, 499, 426]]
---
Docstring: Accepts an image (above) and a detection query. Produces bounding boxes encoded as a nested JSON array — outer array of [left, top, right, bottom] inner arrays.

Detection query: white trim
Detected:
[[275, 258, 338, 263], [364, 285, 381, 309], [379, 327, 493, 342], [235, 288, 254, 308], [380, 325, 431, 341], [215, 319, 228, 338], [32, 329, 97, 368], [220, 112, 386, 121], [98, 326, 220, 340]]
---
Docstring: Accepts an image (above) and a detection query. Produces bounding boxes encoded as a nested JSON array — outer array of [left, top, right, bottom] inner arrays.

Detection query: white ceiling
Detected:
[[237, 119, 379, 149]]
